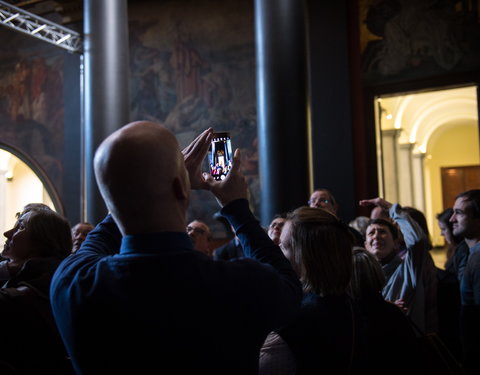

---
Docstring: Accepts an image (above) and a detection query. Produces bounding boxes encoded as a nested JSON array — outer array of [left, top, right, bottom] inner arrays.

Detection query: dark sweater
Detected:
[[0, 257, 72, 374], [50, 199, 302, 375]]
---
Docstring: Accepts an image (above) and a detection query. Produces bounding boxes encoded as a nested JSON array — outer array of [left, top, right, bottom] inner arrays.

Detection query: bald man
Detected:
[[50, 121, 301, 375]]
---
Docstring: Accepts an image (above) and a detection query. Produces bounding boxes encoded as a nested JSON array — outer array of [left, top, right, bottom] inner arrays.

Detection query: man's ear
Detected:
[[173, 176, 188, 200]]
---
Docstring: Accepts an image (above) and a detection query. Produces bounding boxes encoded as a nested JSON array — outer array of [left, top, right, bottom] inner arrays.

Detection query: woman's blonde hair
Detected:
[[283, 206, 353, 296]]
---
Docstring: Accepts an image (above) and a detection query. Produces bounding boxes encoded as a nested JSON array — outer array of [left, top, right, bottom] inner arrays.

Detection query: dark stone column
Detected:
[[63, 52, 82, 225], [254, 0, 311, 226], [84, 0, 130, 225], [307, 0, 357, 222]]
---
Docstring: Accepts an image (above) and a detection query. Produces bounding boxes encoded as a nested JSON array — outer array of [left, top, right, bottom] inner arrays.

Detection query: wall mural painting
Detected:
[[128, 1, 258, 236], [0, 27, 65, 194], [360, 0, 480, 85]]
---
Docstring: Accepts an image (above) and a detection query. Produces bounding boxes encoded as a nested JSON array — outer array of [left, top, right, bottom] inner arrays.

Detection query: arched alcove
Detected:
[[0, 145, 63, 246], [376, 85, 479, 251]]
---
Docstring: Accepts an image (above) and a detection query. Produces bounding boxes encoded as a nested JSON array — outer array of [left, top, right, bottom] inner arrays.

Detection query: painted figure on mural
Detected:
[[10, 60, 31, 122], [129, 20, 176, 121], [31, 57, 48, 125], [170, 23, 204, 103], [201, 69, 232, 110]]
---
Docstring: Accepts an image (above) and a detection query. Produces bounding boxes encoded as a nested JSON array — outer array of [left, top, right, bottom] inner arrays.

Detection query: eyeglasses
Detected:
[[187, 226, 207, 235], [308, 198, 330, 205]]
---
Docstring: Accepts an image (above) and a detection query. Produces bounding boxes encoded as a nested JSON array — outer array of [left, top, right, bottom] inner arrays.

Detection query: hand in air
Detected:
[[182, 128, 213, 190], [359, 197, 393, 210]]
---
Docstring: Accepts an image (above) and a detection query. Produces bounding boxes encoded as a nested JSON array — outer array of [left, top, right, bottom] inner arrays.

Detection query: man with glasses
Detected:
[[308, 188, 364, 246], [187, 220, 212, 256], [308, 188, 338, 215], [267, 213, 287, 246]]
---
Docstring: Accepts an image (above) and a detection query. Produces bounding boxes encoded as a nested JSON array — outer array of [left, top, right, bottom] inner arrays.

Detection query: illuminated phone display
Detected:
[[209, 132, 233, 181]]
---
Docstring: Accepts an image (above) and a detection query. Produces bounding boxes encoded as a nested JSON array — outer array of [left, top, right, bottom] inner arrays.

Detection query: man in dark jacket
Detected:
[[450, 189, 480, 375], [50, 122, 302, 375]]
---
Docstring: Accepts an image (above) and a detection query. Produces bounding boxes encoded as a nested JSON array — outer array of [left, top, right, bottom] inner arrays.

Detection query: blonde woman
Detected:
[[260, 206, 358, 374]]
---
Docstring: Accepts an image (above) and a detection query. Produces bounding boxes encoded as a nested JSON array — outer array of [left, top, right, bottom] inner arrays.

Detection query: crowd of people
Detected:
[[0, 121, 478, 374]]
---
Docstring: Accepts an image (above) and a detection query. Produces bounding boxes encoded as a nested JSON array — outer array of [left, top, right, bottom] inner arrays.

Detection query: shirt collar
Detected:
[[120, 232, 193, 255], [469, 241, 480, 255]]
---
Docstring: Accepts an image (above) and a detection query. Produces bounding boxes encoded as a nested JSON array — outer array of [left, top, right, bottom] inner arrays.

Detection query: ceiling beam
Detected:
[[0, 0, 82, 53]]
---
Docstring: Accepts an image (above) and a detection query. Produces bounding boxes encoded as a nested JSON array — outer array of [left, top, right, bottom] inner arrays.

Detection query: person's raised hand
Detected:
[[205, 148, 248, 207], [359, 197, 392, 211], [182, 128, 213, 190]]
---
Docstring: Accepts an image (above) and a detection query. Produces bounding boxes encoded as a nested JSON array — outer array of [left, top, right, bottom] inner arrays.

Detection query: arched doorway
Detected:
[[0, 145, 63, 247], [375, 85, 479, 253]]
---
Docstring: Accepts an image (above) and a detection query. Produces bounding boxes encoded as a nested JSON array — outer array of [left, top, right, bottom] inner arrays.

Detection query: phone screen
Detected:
[[209, 132, 233, 181]]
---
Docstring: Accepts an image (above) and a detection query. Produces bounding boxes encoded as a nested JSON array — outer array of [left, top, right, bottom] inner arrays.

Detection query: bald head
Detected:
[[94, 121, 190, 234]]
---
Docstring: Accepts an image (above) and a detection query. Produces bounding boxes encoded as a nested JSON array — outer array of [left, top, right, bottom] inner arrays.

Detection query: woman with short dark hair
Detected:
[[0, 205, 73, 374]]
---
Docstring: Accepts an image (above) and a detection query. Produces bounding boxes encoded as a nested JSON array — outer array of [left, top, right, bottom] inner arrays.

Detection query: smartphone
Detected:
[[209, 132, 233, 181]]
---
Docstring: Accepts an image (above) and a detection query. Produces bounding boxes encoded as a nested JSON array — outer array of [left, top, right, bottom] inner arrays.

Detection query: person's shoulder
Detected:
[[212, 238, 242, 259], [215, 256, 285, 284], [469, 241, 480, 255], [454, 240, 469, 258], [51, 250, 109, 287], [219, 256, 268, 270], [214, 240, 234, 252], [466, 249, 480, 268]]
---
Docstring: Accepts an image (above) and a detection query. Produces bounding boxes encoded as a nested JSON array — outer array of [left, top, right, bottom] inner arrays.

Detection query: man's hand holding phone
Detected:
[[182, 128, 248, 206], [205, 148, 248, 207]]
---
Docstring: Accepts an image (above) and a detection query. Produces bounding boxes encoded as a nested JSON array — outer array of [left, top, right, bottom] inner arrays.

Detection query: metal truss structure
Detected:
[[0, 0, 82, 53]]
